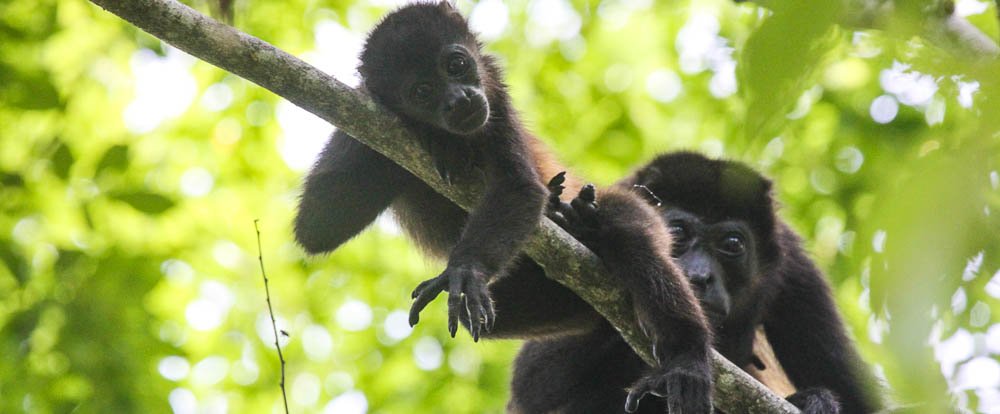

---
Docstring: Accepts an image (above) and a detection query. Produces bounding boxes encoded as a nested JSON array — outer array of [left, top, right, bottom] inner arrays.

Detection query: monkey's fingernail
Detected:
[[625, 393, 639, 413]]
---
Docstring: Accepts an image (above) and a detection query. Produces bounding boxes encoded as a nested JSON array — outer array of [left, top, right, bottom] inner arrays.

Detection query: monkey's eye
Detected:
[[411, 83, 433, 102], [446, 53, 470, 77], [668, 221, 689, 242], [717, 234, 746, 257]]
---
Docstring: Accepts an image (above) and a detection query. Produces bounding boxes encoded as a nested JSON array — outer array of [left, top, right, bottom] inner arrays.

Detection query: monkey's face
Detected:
[[666, 208, 759, 327], [358, 3, 490, 136], [362, 40, 490, 136], [395, 43, 489, 135]]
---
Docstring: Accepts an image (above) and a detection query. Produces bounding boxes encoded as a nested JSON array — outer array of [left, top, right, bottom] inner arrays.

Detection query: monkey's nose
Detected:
[[445, 91, 472, 113], [689, 272, 713, 292]]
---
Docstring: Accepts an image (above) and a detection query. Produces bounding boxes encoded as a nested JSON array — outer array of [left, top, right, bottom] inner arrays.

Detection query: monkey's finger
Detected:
[[624, 389, 647, 413], [411, 275, 447, 304], [465, 287, 490, 342], [480, 286, 497, 332], [547, 185, 567, 213], [447, 301, 459, 338], [479, 309, 489, 337], [547, 211, 569, 228], [561, 201, 580, 224], [411, 276, 439, 299], [435, 163, 452, 186], [466, 294, 481, 342], [463, 289, 476, 340], [571, 195, 598, 221], [547, 171, 567, 189], [467, 278, 493, 335], [483, 289, 496, 332], [409, 277, 447, 326], [546, 197, 563, 218], [579, 183, 597, 203], [447, 276, 465, 338]]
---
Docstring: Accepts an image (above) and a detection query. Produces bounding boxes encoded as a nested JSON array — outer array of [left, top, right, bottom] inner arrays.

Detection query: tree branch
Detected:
[[926, 13, 1000, 57], [87, 0, 798, 411], [750, 0, 999, 57]]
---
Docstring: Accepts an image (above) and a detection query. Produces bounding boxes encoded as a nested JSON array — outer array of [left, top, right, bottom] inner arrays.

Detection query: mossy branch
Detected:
[[87, 0, 798, 411]]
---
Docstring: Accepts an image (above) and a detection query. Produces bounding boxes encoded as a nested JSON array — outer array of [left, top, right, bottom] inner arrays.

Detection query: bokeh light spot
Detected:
[[159, 356, 190, 382], [180, 167, 214, 197], [337, 300, 373, 332], [869, 95, 898, 124], [413, 336, 443, 371], [323, 390, 368, 414], [191, 356, 229, 387], [303, 325, 334, 361], [383, 310, 413, 342], [645, 69, 682, 103]]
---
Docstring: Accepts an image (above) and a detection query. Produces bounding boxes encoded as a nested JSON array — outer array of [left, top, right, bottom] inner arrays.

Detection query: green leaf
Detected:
[[96, 145, 130, 174], [110, 191, 176, 215], [50, 140, 74, 181], [1, 172, 24, 187], [0, 242, 29, 284], [0, 62, 60, 110]]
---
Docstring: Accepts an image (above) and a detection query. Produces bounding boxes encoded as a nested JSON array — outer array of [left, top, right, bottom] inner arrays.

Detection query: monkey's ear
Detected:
[[438, 0, 457, 11]]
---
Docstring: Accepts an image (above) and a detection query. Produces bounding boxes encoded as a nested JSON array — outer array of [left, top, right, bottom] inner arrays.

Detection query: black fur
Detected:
[[510, 151, 883, 413], [296, 2, 546, 339], [508, 184, 712, 414], [295, 5, 714, 411], [627, 152, 882, 413]]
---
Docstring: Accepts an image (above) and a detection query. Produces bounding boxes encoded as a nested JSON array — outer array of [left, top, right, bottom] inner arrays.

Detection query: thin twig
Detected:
[[254, 219, 290, 414]]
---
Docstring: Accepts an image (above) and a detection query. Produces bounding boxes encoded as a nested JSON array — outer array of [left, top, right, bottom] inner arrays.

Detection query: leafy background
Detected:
[[2, 0, 999, 412]]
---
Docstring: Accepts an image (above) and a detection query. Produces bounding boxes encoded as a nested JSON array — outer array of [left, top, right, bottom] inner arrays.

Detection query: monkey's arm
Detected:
[[410, 136, 548, 339], [763, 225, 883, 414], [586, 187, 714, 413], [294, 130, 407, 254], [448, 140, 547, 274], [554, 183, 713, 413]]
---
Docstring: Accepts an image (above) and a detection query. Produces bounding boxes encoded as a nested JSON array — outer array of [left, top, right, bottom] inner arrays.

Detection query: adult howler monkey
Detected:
[[509, 152, 882, 413], [294, 4, 713, 411]]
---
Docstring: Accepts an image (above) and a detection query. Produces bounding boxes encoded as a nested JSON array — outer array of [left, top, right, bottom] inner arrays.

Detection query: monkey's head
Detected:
[[359, 2, 491, 136], [626, 152, 781, 327]]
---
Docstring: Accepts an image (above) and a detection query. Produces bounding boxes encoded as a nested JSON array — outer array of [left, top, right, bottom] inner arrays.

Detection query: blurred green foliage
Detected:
[[2, 0, 999, 412]]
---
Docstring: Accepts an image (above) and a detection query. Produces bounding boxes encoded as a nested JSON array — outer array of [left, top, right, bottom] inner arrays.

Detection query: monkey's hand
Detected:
[[545, 171, 574, 226], [786, 388, 840, 414], [544, 174, 600, 246], [625, 363, 713, 414], [408, 263, 496, 342]]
